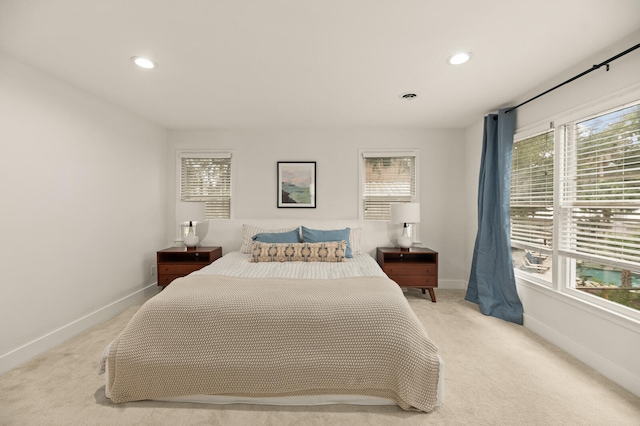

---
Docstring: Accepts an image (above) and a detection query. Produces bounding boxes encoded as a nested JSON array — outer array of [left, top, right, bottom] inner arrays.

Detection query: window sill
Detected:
[[515, 275, 640, 334], [514, 268, 552, 288]]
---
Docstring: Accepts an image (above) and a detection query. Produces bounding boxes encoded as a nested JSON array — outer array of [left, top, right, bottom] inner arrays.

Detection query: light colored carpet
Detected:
[[1, 289, 639, 426]]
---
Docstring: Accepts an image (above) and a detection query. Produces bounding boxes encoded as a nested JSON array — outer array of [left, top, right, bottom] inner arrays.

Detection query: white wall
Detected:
[[167, 128, 467, 288], [463, 119, 484, 281], [0, 53, 168, 373], [463, 30, 640, 397]]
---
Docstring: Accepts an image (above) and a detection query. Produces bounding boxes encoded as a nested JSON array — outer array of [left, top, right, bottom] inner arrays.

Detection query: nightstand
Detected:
[[376, 247, 438, 302], [156, 246, 222, 286]]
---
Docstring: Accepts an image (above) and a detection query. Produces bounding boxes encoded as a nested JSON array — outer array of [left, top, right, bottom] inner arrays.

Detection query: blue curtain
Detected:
[[465, 107, 523, 325]]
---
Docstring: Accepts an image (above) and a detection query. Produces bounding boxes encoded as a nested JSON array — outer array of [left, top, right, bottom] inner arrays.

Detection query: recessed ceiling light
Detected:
[[400, 92, 417, 100], [447, 52, 471, 65], [131, 56, 157, 69]]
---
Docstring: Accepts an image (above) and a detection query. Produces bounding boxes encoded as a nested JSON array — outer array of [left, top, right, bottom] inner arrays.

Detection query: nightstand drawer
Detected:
[[388, 274, 437, 287], [384, 264, 436, 276], [158, 274, 184, 286], [159, 264, 205, 275]]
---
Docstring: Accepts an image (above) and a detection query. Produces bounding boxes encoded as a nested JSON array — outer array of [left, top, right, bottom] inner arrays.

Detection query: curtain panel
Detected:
[[466, 108, 523, 325]]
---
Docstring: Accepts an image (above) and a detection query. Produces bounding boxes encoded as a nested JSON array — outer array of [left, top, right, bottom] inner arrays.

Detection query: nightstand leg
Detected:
[[421, 288, 436, 302]]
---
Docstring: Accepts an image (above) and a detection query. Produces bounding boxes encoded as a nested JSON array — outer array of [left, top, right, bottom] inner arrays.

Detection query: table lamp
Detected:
[[391, 203, 420, 249]]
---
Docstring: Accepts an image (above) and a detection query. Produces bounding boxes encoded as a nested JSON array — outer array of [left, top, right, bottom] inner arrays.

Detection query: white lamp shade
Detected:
[[390, 203, 421, 224]]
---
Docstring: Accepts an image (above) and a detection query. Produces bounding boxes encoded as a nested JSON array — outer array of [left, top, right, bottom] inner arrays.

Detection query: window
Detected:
[[559, 102, 640, 312], [510, 130, 554, 281], [512, 98, 640, 316], [179, 152, 232, 219], [361, 152, 417, 220]]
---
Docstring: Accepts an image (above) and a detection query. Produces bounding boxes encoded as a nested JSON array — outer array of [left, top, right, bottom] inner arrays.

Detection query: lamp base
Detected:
[[184, 227, 199, 247], [397, 225, 413, 248], [397, 236, 412, 248]]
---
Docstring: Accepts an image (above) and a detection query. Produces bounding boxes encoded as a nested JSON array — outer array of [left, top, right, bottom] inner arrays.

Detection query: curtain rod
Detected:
[[505, 42, 640, 114]]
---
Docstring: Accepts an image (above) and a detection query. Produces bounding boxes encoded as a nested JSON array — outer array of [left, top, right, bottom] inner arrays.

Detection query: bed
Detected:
[[99, 238, 443, 412]]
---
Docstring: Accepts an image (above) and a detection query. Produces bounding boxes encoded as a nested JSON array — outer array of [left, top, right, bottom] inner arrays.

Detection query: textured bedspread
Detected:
[[102, 274, 441, 412]]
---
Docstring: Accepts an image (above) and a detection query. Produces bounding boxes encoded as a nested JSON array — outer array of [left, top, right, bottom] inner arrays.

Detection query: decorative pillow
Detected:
[[349, 228, 362, 255], [239, 225, 299, 253], [301, 226, 352, 258], [252, 229, 301, 244], [249, 241, 347, 263]]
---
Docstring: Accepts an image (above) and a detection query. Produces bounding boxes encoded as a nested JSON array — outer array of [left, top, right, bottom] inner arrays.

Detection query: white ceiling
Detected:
[[1, 0, 639, 129]]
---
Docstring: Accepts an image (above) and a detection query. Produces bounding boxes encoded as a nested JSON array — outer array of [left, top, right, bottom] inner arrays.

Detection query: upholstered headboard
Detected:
[[189, 220, 397, 257]]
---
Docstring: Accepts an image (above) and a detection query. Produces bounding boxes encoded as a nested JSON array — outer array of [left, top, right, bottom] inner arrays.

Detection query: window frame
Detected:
[[358, 149, 420, 221], [556, 100, 640, 321], [176, 150, 235, 220], [510, 127, 555, 286], [513, 88, 640, 323]]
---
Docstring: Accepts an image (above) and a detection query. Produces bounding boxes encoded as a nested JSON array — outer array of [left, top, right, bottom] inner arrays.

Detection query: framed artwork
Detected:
[[277, 161, 316, 208]]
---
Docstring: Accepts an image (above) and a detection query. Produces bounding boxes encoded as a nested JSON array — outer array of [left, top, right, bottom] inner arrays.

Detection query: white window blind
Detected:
[[559, 102, 640, 267], [180, 153, 232, 219], [363, 154, 416, 220], [510, 130, 554, 250]]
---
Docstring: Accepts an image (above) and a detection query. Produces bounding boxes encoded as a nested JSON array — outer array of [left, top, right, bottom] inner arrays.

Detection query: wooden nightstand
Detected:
[[157, 246, 222, 286], [376, 247, 438, 302]]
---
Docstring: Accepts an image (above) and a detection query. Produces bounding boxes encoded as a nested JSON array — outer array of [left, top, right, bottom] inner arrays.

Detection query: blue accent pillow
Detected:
[[252, 229, 300, 244], [301, 226, 352, 258]]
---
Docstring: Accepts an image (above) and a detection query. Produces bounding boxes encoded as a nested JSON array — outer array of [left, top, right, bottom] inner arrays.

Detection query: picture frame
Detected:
[[277, 161, 316, 208]]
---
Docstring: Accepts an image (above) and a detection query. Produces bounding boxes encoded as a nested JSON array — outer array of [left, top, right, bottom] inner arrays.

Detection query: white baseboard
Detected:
[[438, 279, 467, 290], [0, 283, 159, 375], [524, 313, 640, 398]]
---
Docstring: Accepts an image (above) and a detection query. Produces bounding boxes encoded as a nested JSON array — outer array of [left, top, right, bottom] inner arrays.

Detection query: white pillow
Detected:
[[239, 224, 299, 253], [349, 228, 362, 255]]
